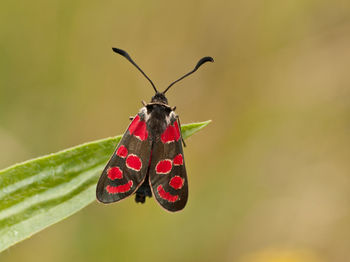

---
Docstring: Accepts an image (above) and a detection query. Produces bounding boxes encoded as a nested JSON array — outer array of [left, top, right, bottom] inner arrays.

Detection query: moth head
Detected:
[[151, 92, 168, 105]]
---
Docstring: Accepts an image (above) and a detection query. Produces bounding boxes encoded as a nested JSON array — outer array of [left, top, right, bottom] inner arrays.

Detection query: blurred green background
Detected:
[[1, 0, 350, 261]]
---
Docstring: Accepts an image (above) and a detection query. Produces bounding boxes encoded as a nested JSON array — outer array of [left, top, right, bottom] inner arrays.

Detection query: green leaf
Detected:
[[0, 120, 211, 252]]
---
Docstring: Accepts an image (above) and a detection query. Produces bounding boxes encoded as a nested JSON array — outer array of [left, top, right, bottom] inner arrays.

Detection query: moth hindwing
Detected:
[[96, 47, 213, 212]]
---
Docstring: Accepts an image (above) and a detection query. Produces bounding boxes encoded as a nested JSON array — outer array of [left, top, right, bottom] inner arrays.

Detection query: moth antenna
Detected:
[[162, 56, 214, 94], [112, 47, 158, 93]]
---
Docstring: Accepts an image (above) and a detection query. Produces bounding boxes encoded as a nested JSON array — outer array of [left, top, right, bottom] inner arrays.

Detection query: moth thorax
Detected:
[[151, 93, 168, 105]]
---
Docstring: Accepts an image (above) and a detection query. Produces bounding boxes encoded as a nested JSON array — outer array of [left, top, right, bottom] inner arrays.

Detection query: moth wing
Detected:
[[96, 112, 152, 203], [149, 119, 188, 212]]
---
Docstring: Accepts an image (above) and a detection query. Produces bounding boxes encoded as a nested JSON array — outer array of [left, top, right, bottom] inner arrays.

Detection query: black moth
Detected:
[[96, 48, 213, 212]]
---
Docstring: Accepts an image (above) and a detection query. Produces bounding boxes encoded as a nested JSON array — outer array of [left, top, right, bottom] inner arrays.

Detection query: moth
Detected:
[[96, 48, 213, 212]]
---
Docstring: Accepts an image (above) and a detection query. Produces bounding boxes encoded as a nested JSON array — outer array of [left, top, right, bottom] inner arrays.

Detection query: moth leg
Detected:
[[141, 100, 147, 106], [177, 115, 186, 147]]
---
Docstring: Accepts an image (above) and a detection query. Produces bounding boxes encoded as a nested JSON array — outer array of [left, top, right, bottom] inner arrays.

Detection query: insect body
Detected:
[[96, 48, 213, 212]]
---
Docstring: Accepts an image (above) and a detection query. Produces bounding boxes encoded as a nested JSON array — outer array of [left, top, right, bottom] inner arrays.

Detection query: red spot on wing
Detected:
[[169, 176, 184, 190], [106, 180, 133, 194], [173, 154, 183, 166], [156, 159, 172, 174], [116, 145, 128, 158], [157, 185, 179, 202], [126, 154, 142, 171], [161, 125, 176, 143], [128, 115, 148, 141], [128, 115, 140, 133], [133, 121, 148, 141], [107, 167, 123, 180], [161, 121, 180, 143], [173, 121, 180, 141]]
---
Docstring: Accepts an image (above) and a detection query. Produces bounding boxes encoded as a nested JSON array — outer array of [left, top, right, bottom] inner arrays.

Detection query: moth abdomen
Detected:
[[135, 179, 152, 204]]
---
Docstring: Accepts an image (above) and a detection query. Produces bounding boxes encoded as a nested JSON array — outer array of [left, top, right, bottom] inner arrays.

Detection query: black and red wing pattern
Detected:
[[96, 111, 152, 203], [149, 118, 188, 212]]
